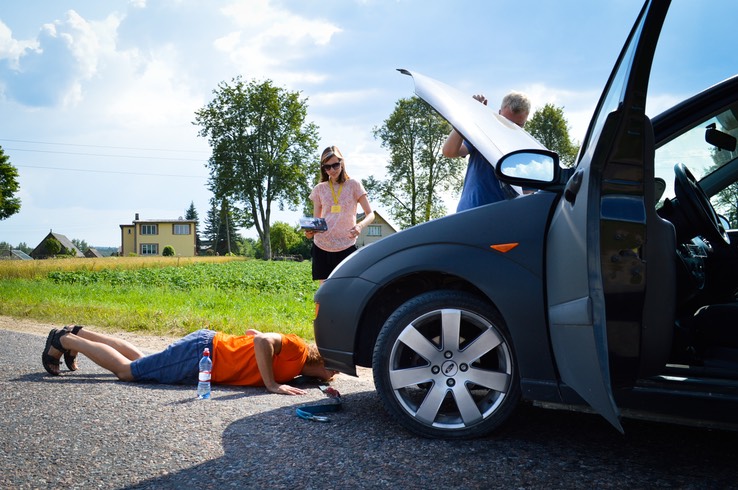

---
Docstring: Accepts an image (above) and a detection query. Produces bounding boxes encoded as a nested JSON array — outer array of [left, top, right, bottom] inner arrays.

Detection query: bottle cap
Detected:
[[203, 347, 210, 356]]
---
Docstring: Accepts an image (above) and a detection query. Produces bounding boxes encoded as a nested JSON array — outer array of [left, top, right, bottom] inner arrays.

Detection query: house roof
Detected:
[[12, 249, 32, 260], [85, 247, 104, 258], [31, 231, 84, 258], [120, 218, 198, 228], [358, 209, 399, 233], [1, 249, 32, 260]]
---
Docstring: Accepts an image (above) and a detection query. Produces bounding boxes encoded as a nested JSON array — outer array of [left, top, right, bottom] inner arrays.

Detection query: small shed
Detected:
[[0, 249, 32, 260], [84, 247, 104, 258]]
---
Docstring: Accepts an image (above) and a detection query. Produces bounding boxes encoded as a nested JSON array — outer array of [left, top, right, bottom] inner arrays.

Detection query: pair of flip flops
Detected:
[[41, 326, 83, 376]]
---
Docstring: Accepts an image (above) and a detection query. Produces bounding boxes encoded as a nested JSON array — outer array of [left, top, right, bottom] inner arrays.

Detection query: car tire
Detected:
[[372, 290, 520, 439]]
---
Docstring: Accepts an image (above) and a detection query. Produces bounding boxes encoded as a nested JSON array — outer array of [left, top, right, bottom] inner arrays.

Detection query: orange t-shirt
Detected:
[[210, 332, 308, 386]]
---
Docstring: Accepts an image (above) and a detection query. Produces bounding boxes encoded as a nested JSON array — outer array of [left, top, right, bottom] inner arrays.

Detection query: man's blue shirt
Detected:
[[456, 141, 515, 212]]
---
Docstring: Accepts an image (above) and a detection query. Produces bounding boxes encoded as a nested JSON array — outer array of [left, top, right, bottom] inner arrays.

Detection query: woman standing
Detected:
[[306, 145, 375, 283]]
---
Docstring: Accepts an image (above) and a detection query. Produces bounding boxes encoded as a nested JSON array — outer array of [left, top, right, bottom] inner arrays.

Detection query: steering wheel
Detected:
[[673, 163, 730, 246]]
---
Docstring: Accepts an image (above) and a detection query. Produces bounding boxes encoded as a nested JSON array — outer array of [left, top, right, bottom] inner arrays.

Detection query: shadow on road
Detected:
[[126, 390, 738, 489]]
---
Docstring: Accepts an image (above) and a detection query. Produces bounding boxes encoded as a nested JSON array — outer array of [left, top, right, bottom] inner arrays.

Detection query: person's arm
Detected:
[[442, 94, 487, 158], [442, 129, 469, 158], [350, 195, 375, 238], [253, 333, 307, 395]]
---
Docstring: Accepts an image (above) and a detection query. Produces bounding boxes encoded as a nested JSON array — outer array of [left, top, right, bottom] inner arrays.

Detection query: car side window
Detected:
[[655, 108, 738, 225]]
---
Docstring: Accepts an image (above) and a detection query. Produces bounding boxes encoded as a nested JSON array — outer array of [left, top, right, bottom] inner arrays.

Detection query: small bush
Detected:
[[162, 246, 175, 257]]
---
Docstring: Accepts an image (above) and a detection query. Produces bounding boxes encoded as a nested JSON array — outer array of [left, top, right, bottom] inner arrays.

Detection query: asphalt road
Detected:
[[2, 327, 737, 489]]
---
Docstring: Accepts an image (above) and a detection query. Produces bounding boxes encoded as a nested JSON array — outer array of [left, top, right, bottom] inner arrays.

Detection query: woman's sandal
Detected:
[[42, 328, 70, 376], [61, 325, 83, 371]]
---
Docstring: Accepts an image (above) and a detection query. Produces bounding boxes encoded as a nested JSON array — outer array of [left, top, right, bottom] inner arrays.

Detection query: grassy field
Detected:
[[0, 256, 319, 340]]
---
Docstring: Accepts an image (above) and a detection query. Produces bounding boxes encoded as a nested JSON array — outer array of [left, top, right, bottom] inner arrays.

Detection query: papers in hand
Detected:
[[300, 217, 328, 232]]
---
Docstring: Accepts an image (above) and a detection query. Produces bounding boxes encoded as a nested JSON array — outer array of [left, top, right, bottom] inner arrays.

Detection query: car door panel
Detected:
[[546, 0, 672, 431]]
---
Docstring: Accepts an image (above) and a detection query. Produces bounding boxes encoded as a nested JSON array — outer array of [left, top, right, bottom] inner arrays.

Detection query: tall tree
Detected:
[[0, 145, 21, 220], [71, 238, 89, 252], [185, 201, 201, 254], [193, 77, 319, 260], [369, 97, 464, 229], [525, 103, 580, 167], [203, 198, 240, 256]]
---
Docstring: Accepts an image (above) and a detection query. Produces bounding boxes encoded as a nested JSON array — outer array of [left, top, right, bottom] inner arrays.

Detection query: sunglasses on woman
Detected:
[[322, 162, 341, 171]]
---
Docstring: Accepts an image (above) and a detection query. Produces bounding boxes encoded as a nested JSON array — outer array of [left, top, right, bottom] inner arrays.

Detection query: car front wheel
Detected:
[[373, 290, 520, 439]]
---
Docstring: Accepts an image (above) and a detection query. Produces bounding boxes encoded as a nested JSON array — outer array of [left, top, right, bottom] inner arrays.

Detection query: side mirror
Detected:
[[496, 149, 560, 188]]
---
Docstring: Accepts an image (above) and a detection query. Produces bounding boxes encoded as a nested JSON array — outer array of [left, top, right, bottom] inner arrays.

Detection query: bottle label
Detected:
[[199, 371, 211, 382]]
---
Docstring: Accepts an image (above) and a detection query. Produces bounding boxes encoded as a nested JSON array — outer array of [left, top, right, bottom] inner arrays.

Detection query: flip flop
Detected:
[[62, 325, 83, 371], [42, 328, 62, 376]]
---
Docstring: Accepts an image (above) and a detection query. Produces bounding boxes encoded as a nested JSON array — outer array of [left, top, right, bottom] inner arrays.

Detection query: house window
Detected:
[[141, 224, 158, 235], [173, 224, 191, 235], [367, 225, 382, 237], [140, 244, 158, 255]]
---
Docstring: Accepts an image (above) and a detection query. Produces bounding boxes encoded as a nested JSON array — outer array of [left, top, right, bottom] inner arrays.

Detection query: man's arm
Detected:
[[442, 129, 469, 158], [252, 333, 307, 395], [442, 94, 488, 158]]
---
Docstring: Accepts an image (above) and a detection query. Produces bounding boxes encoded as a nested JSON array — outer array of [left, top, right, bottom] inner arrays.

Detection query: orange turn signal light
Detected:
[[490, 243, 519, 253]]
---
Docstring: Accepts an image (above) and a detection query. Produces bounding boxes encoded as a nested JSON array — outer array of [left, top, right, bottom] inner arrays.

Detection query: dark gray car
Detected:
[[313, 0, 738, 439]]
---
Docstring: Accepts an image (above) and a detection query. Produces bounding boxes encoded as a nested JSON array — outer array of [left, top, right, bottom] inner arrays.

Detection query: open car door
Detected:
[[545, 0, 672, 432]]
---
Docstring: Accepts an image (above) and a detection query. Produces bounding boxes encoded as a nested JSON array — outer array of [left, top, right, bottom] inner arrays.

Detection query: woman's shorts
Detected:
[[130, 329, 216, 384], [311, 243, 357, 280]]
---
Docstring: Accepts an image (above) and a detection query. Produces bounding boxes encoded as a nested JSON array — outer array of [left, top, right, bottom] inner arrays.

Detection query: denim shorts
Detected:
[[130, 329, 216, 384]]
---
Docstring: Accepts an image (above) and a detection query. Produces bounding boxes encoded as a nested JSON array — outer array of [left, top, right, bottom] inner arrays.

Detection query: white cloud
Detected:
[[214, 0, 341, 84], [0, 20, 40, 68], [103, 45, 204, 128]]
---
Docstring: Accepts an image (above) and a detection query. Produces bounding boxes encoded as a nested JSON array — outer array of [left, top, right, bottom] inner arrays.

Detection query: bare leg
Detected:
[[45, 331, 141, 381], [75, 329, 145, 361]]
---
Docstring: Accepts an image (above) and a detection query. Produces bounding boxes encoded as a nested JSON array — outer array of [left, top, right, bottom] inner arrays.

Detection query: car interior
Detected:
[[654, 103, 738, 380]]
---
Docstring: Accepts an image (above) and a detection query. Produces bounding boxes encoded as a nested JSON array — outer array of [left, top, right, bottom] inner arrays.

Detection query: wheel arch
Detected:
[[350, 243, 557, 385]]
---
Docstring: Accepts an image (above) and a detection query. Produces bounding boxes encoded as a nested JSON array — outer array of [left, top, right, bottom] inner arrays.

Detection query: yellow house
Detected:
[[356, 210, 397, 248], [120, 213, 197, 257]]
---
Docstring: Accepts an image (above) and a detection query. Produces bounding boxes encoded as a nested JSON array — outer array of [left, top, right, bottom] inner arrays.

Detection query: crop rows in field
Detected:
[[47, 260, 317, 294]]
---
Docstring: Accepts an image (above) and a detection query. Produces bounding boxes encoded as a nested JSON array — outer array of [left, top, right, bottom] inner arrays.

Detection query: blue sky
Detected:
[[1, 0, 736, 248]]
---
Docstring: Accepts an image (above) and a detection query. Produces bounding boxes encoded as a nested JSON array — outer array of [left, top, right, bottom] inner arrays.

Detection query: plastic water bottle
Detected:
[[197, 348, 212, 399]]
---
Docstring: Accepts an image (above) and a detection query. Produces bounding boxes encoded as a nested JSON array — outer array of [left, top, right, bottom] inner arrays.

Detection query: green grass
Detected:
[[0, 258, 318, 340]]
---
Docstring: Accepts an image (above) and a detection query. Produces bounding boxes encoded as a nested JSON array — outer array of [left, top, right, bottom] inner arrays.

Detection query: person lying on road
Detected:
[[41, 326, 337, 395]]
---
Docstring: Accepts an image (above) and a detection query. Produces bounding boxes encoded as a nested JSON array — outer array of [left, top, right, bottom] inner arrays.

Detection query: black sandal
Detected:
[[61, 325, 83, 371], [42, 328, 69, 376]]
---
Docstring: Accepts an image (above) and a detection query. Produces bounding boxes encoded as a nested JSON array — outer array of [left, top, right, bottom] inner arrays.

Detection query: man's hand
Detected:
[[472, 94, 488, 105], [267, 383, 308, 396]]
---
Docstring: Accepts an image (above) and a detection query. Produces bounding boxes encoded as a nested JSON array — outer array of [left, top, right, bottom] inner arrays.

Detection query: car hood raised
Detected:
[[399, 69, 547, 163]]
